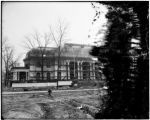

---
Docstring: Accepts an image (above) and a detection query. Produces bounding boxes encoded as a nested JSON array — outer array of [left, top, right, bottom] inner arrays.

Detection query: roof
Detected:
[[60, 43, 93, 58], [24, 47, 56, 59], [24, 43, 94, 60]]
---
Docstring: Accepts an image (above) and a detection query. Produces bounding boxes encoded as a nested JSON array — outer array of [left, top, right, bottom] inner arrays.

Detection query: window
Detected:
[[69, 61, 78, 79], [47, 63, 51, 68], [82, 62, 90, 80], [47, 60, 54, 68], [58, 71, 61, 80], [47, 72, 50, 80], [25, 64, 29, 68], [36, 61, 41, 67]]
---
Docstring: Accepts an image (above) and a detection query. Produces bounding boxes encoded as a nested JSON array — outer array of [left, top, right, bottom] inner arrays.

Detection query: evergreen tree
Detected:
[[90, 2, 149, 119]]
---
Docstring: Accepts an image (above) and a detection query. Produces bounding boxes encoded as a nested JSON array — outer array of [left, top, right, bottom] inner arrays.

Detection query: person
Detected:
[[48, 89, 53, 98]]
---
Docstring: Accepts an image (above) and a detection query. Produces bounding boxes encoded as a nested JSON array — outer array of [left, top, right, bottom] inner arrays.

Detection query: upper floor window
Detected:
[[47, 63, 51, 68], [36, 61, 41, 67], [25, 64, 29, 68]]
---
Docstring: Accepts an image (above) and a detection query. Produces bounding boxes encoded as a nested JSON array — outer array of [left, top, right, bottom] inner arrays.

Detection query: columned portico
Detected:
[[11, 67, 29, 82]]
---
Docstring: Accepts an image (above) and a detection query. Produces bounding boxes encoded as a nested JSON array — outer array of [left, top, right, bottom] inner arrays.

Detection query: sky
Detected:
[[2, 2, 108, 65]]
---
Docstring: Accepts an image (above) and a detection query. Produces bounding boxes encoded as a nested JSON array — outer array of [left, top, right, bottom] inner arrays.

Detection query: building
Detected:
[[11, 43, 100, 87]]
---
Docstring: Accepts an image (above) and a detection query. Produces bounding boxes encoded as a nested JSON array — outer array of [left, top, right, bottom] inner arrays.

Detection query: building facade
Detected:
[[11, 43, 100, 84]]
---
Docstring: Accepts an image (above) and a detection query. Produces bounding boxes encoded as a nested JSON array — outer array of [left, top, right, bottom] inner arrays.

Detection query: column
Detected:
[[77, 61, 80, 80], [68, 61, 70, 80], [60, 60, 63, 80], [66, 61, 68, 80], [89, 63, 92, 80], [80, 61, 83, 80], [54, 63, 57, 79], [25, 72, 27, 81], [16, 72, 18, 80], [93, 62, 95, 80], [26, 72, 28, 81], [17, 72, 19, 81]]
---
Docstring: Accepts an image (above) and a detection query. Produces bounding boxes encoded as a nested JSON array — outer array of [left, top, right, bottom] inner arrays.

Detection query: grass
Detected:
[[2, 89, 106, 119]]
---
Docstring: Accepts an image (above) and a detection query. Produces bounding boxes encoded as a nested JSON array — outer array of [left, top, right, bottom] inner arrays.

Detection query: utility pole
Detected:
[[57, 45, 61, 89]]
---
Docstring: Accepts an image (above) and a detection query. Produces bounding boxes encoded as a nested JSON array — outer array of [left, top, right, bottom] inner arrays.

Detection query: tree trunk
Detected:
[[5, 69, 9, 87], [57, 46, 61, 89], [41, 54, 44, 81]]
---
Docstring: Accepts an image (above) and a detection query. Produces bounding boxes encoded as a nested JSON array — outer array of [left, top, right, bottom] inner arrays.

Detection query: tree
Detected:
[[90, 1, 149, 119], [24, 31, 51, 81], [2, 38, 20, 87], [24, 20, 69, 87], [49, 19, 69, 88]]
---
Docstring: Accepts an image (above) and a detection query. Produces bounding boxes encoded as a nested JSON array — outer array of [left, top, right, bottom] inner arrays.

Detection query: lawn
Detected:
[[2, 89, 106, 119]]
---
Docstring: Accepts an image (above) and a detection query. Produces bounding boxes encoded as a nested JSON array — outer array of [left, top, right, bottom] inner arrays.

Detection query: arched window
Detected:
[[82, 62, 90, 80]]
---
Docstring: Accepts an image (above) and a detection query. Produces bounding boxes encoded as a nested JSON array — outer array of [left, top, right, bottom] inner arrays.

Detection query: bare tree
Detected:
[[2, 38, 20, 87], [24, 31, 51, 81], [24, 20, 69, 86], [49, 19, 69, 88]]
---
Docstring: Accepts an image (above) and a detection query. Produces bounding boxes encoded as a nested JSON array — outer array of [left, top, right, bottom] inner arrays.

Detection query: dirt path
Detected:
[[2, 88, 100, 95], [38, 103, 55, 119]]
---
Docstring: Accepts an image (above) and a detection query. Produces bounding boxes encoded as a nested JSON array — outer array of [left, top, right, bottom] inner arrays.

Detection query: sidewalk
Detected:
[[2, 88, 100, 95]]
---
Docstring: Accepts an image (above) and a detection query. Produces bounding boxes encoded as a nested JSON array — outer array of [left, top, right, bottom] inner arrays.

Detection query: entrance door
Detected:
[[19, 72, 26, 82]]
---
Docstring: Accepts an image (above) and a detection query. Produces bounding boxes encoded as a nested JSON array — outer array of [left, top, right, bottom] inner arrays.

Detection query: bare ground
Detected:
[[2, 89, 106, 119]]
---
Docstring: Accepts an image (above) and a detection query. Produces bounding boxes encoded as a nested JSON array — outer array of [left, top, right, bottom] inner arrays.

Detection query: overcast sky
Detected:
[[2, 2, 107, 65]]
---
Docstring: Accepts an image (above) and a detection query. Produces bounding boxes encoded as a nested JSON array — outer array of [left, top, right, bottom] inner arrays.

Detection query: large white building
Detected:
[[11, 43, 100, 87]]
